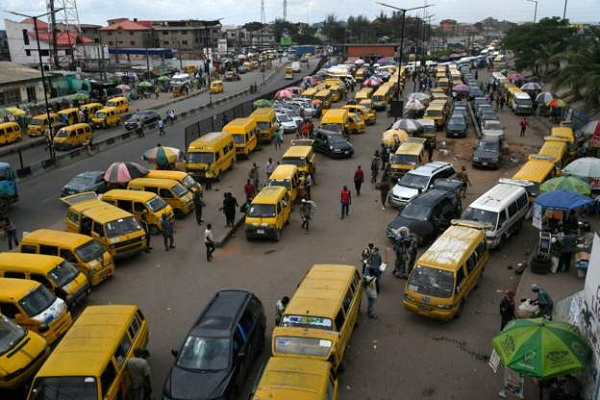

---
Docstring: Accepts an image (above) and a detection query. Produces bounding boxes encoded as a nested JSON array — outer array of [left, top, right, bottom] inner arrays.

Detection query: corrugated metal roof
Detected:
[[0, 61, 43, 85]]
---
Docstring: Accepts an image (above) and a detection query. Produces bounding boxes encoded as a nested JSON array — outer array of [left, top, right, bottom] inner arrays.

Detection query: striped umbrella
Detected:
[[363, 77, 383, 87], [404, 99, 425, 111], [535, 91, 555, 105], [142, 146, 183, 167], [581, 120, 600, 137], [391, 119, 423, 133], [546, 98, 568, 108], [521, 82, 542, 91], [273, 89, 294, 100], [103, 162, 148, 184]]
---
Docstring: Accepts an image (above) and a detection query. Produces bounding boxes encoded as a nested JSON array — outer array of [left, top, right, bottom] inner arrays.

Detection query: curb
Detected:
[[214, 215, 245, 248]]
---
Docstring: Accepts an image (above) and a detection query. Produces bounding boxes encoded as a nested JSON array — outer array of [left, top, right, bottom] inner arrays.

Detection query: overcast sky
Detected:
[[1, 0, 598, 30]]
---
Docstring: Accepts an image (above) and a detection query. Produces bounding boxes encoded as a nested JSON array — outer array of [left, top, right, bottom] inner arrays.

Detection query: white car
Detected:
[[389, 162, 457, 208], [481, 120, 505, 141], [276, 113, 298, 135]]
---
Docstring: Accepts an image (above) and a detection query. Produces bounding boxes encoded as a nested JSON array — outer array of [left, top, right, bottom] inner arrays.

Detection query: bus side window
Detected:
[[455, 268, 466, 293], [335, 309, 345, 330], [100, 362, 117, 397]]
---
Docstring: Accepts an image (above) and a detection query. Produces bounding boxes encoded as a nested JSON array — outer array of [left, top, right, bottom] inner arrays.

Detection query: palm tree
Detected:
[[551, 30, 600, 113]]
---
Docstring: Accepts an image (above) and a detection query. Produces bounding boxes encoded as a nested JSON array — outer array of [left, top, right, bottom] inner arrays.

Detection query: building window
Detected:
[[0, 88, 21, 106], [26, 86, 37, 102], [94, 38, 99, 43], [40, 49, 49, 56], [129, 32, 134, 36], [130, 41, 135, 46], [25, 49, 31, 56], [22, 29, 30, 45], [163, 41, 169, 46], [64, 49, 72, 55], [108, 41, 114, 45], [162, 31, 168, 36], [118, 40, 123, 45], [182, 40, 188, 45], [107, 32, 113, 36]]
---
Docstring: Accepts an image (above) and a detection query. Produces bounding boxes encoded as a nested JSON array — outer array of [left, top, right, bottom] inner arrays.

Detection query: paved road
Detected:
[[2, 66, 554, 400], [2, 59, 306, 169]]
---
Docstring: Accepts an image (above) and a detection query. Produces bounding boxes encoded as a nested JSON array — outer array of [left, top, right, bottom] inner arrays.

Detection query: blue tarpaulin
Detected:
[[533, 190, 593, 211]]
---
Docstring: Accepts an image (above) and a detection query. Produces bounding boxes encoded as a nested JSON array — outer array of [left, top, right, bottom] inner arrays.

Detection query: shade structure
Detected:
[[452, 84, 470, 93], [535, 92, 555, 104], [116, 84, 131, 91], [407, 92, 430, 102], [138, 81, 153, 88], [391, 119, 423, 133], [286, 86, 303, 94], [253, 99, 272, 108], [540, 176, 591, 196], [103, 162, 149, 184], [142, 146, 183, 167], [492, 318, 591, 380], [354, 59, 365, 65], [71, 92, 89, 101], [363, 77, 383, 87], [507, 73, 524, 82], [520, 82, 542, 91], [157, 75, 171, 82], [533, 190, 593, 212], [404, 99, 425, 111], [273, 89, 294, 100], [563, 157, 600, 179], [580, 120, 600, 137], [381, 129, 408, 147], [546, 98, 568, 108]]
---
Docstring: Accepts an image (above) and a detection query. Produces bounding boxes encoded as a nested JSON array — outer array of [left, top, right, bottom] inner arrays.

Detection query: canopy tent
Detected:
[[533, 190, 593, 212]]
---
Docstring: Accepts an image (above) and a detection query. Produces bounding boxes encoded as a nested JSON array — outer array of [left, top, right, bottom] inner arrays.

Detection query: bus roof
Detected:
[[418, 225, 484, 270], [22, 229, 93, 247]]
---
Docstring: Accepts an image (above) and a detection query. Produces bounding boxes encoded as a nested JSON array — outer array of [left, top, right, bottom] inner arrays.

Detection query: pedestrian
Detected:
[[139, 212, 152, 252], [158, 118, 165, 135], [499, 96, 505, 111], [249, 163, 260, 190], [531, 284, 554, 319], [275, 296, 290, 325], [353, 165, 364, 196], [274, 124, 283, 149], [193, 189, 205, 225], [367, 247, 383, 293], [370, 151, 380, 184], [126, 348, 151, 400], [299, 198, 312, 232], [558, 232, 577, 272], [519, 116, 529, 137], [220, 192, 239, 227], [457, 166, 471, 199], [244, 179, 255, 203], [381, 145, 390, 171], [204, 223, 215, 262], [424, 140, 434, 162], [265, 158, 275, 181], [340, 185, 352, 219], [204, 175, 212, 191], [303, 173, 312, 200], [301, 120, 310, 138], [160, 214, 175, 251], [0, 215, 18, 250], [378, 178, 390, 210], [361, 243, 374, 275], [364, 275, 378, 319], [499, 289, 516, 330]]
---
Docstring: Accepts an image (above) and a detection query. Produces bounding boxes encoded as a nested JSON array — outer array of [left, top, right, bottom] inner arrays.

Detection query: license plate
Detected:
[[256, 229, 265, 234], [418, 304, 432, 311], [482, 162, 488, 165]]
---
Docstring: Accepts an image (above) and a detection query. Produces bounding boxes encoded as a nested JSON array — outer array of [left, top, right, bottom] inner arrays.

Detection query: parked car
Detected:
[[446, 115, 468, 138], [313, 129, 354, 158], [472, 135, 502, 169], [389, 161, 457, 208], [276, 113, 298, 134], [124, 110, 161, 131], [452, 104, 468, 119], [479, 112, 499, 128], [481, 119, 505, 140], [386, 188, 462, 245], [476, 104, 493, 121], [61, 171, 107, 197], [163, 289, 266, 400], [223, 70, 241, 81]]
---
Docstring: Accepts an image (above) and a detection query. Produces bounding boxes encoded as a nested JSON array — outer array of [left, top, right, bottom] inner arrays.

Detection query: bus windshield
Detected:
[[408, 265, 454, 298], [19, 286, 55, 317], [30, 377, 98, 400], [48, 261, 80, 287]]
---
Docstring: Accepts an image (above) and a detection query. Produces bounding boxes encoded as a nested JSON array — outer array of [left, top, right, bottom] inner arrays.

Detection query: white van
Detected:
[[512, 92, 533, 115], [170, 73, 191, 87], [461, 183, 529, 249]]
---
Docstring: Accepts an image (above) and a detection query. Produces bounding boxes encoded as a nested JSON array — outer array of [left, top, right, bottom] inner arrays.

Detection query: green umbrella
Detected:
[[540, 176, 591, 196], [492, 318, 591, 380], [71, 92, 89, 101], [138, 81, 154, 88], [253, 99, 272, 108], [157, 75, 171, 82]]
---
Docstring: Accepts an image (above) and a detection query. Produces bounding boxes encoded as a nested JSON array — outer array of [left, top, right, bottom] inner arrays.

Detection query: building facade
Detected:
[[0, 61, 45, 106]]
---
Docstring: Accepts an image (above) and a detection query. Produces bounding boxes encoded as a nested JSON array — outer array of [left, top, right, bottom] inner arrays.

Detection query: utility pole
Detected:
[[527, 0, 538, 23], [377, 2, 433, 99], [562, 0, 568, 19]]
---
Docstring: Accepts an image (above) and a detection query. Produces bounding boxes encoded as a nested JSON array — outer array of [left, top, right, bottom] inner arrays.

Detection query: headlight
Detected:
[[473, 156, 480, 161], [329, 145, 334, 150]]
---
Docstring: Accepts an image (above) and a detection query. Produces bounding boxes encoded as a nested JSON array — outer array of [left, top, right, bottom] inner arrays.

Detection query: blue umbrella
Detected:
[[533, 190, 593, 212]]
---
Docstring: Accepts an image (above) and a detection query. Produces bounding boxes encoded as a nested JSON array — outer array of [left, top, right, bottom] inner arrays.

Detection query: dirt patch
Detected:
[[421, 386, 436, 397]]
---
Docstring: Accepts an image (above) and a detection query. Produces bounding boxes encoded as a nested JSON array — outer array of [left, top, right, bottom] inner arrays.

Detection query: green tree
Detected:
[[323, 14, 346, 43], [243, 22, 266, 32], [551, 28, 600, 113]]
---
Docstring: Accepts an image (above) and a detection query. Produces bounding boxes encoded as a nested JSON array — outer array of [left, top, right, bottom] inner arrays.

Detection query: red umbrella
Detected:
[[274, 89, 294, 100], [363, 77, 382, 87], [286, 86, 303, 94], [581, 120, 600, 137], [507, 73, 524, 83], [103, 162, 148, 184]]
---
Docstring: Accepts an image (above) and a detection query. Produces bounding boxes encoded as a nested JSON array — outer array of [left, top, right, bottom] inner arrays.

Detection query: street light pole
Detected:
[[562, 0, 568, 19], [376, 2, 433, 100], [527, 0, 538, 23], [8, 9, 63, 164]]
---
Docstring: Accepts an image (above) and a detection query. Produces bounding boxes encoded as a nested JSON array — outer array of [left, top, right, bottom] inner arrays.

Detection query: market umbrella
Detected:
[[354, 59, 365, 66], [563, 157, 600, 179], [492, 318, 591, 380], [363, 77, 382, 87], [533, 190, 593, 212], [535, 92, 555, 105], [116, 84, 131, 91], [273, 88, 294, 100], [452, 84, 470, 93], [540, 176, 591, 196], [580, 120, 600, 137], [157, 75, 171, 82], [520, 82, 542, 91], [286, 86, 303, 94], [407, 92, 430, 102], [253, 99, 272, 108], [142, 146, 183, 167], [4, 107, 26, 117], [71, 92, 89, 101], [311, 99, 322, 106], [391, 119, 423, 133], [404, 99, 425, 111], [138, 81, 154, 88], [507, 73, 524, 83], [526, 76, 540, 83], [546, 98, 568, 108], [103, 162, 149, 184]]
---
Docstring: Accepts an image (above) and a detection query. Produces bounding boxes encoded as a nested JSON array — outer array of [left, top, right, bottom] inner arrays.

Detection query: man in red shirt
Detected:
[[353, 165, 364, 196], [244, 179, 255, 203], [340, 185, 352, 219]]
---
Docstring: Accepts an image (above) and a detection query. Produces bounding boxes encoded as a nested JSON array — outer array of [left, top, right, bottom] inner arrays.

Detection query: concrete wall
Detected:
[[347, 45, 396, 58]]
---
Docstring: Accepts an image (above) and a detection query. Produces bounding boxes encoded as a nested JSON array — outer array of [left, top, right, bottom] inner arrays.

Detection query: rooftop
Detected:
[[100, 19, 152, 31], [0, 61, 43, 86]]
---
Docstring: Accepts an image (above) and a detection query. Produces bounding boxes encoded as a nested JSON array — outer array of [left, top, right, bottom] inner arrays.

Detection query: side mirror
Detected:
[[171, 349, 179, 358]]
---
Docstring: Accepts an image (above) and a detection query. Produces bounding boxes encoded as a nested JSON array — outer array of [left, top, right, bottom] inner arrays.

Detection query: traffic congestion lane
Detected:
[[6, 60, 319, 235], [0, 60, 298, 169]]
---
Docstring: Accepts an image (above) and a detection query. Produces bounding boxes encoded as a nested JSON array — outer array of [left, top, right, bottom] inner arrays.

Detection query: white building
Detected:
[[0, 61, 45, 106]]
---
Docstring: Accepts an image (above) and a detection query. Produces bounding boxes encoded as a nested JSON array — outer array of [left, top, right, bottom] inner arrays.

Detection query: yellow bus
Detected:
[[186, 131, 236, 181], [371, 85, 392, 111], [28, 305, 149, 400], [512, 158, 557, 199]]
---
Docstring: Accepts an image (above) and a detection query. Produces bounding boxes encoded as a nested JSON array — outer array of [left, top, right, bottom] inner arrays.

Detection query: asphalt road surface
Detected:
[[2, 65, 549, 400]]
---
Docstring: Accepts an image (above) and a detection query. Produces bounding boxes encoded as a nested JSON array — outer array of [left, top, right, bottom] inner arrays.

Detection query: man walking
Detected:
[[499, 289, 516, 330], [457, 166, 471, 199], [367, 247, 383, 293], [558, 232, 577, 272], [299, 198, 313, 232], [139, 212, 152, 253], [158, 118, 165, 136], [364, 275, 378, 319], [378, 178, 390, 210], [249, 163, 260, 190], [340, 185, 352, 219], [353, 166, 364, 196], [193, 190, 205, 225], [126, 348, 151, 400], [265, 158, 275, 181], [371, 151, 380, 184], [220, 192, 239, 227], [0, 215, 19, 250], [204, 223, 215, 262], [303, 173, 312, 200], [424, 140, 434, 162], [519, 116, 529, 137], [244, 179, 255, 203], [160, 214, 175, 251]]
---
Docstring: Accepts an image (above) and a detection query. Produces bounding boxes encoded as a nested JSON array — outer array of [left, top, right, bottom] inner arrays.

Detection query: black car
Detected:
[[386, 188, 461, 245], [124, 110, 160, 130], [472, 135, 502, 169], [313, 129, 354, 158], [163, 289, 266, 400], [61, 171, 107, 197], [446, 115, 468, 138]]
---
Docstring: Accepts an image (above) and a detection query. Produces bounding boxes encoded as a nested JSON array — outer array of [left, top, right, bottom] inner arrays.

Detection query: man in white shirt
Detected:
[[204, 223, 215, 261]]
